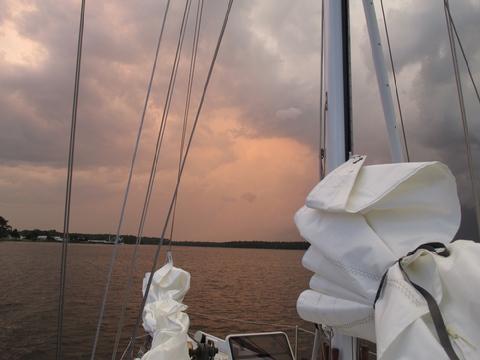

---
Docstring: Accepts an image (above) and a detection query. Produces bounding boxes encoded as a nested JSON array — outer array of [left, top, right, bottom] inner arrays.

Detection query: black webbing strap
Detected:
[[374, 242, 460, 360]]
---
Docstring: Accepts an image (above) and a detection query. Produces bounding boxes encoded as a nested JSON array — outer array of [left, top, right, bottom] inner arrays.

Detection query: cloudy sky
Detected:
[[1, 0, 479, 242]]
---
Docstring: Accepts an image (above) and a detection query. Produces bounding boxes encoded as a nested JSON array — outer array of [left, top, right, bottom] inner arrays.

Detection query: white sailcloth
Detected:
[[376, 240, 480, 359], [295, 156, 480, 358], [140, 260, 191, 360]]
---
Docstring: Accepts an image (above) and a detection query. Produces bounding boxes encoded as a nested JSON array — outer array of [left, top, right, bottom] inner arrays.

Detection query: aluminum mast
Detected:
[[362, 0, 406, 162], [323, 0, 357, 359]]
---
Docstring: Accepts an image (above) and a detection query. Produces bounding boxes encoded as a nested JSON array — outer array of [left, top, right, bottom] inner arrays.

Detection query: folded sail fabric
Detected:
[[375, 240, 480, 359], [295, 156, 480, 358], [141, 261, 191, 360]]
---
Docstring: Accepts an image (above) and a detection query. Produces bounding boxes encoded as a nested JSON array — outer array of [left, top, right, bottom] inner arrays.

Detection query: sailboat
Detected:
[[52, 0, 480, 359]]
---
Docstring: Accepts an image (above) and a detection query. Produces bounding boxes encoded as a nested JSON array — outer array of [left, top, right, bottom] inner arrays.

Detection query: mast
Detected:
[[317, 1, 406, 359], [323, 0, 357, 359], [325, 0, 352, 172], [362, 0, 405, 162]]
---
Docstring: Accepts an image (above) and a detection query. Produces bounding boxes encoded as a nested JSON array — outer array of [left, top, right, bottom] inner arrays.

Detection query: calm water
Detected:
[[0, 242, 316, 359]]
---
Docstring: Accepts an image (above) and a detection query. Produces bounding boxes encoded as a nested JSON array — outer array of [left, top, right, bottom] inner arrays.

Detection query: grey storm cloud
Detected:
[[0, 0, 331, 171], [1, 0, 480, 240], [352, 0, 480, 238]]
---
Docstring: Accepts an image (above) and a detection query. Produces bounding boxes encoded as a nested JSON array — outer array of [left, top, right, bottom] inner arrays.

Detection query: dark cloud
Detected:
[[374, 0, 480, 238], [1, 0, 480, 241]]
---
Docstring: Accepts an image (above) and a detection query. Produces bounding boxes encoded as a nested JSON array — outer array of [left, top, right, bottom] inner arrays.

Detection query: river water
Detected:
[[0, 242, 316, 359]]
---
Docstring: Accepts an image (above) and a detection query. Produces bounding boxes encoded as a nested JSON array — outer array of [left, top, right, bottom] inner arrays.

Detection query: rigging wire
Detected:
[[56, 0, 86, 358], [90, 1, 172, 359], [443, 4, 480, 107], [443, 0, 480, 239], [111, 0, 193, 357], [128, 0, 234, 356], [319, 0, 326, 180], [379, 0, 410, 162], [169, 0, 204, 252]]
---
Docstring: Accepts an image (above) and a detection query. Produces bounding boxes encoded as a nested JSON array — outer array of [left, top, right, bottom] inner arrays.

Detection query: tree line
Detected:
[[0, 216, 19, 238], [0, 216, 308, 250]]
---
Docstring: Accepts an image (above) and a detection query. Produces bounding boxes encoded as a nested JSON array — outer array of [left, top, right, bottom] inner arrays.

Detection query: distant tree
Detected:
[[0, 216, 12, 238], [11, 229, 19, 238]]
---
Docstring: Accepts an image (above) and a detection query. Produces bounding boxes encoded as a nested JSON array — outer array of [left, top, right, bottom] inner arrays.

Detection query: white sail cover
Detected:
[[295, 156, 480, 359], [140, 260, 191, 360]]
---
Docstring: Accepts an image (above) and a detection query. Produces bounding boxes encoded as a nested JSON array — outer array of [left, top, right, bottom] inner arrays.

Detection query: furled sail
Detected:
[[295, 156, 480, 359], [140, 260, 191, 360]]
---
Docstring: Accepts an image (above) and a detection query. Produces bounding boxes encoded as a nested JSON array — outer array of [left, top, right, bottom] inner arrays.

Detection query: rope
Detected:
[[169, 0, 204, 252], [128, 0, 234, 356], [56, 1, 86, 358], [379, 0, 410, 162], [90, 1, 172, 359], [111, 1, 193, 358], [443, 0, 480, 239]]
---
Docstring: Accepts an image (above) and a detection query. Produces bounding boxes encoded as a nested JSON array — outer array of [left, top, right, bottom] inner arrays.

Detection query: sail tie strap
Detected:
[[374, 242, 460, 360]]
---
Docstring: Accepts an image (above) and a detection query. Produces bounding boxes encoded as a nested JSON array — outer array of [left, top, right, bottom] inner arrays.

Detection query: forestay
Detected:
[[140, 260, 191, 360], [295, 155, 480, 359]]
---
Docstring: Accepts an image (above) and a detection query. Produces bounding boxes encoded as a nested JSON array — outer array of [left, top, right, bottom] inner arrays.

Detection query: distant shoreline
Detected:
[[0, 237, 309, 250]]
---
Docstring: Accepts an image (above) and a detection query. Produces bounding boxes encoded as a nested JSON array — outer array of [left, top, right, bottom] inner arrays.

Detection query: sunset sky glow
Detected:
[[1, 0, 480, 242]]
